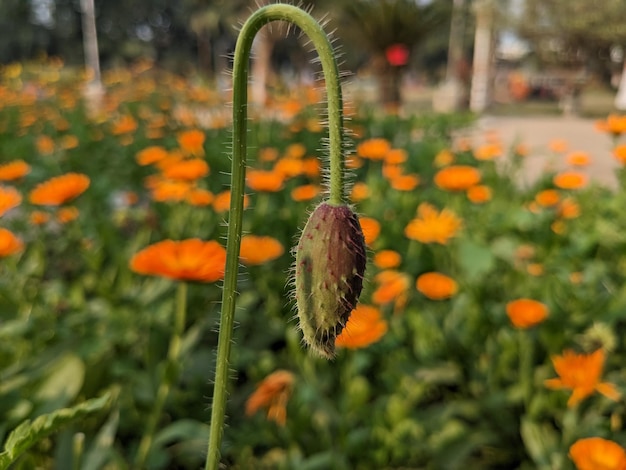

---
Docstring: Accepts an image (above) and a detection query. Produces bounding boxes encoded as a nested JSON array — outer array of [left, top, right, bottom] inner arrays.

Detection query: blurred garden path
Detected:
[[466, 115, 619, 189]]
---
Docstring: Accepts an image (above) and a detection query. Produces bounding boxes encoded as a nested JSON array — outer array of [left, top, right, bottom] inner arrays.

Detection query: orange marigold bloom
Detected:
[[0, 159, 30, 180], [612, 144, 626, 164], [595, 113, 626, 137], [473, 142, 502, 160], [212, 190, 250, 212], [505, 298, 548, 329], [405, 203, 462, 244], [467, 185, 492, 204], [29, 173, 90, 206], [130, 238, 226, 282], [570, 437, 626, 470], [56, 206, 79, 223], [357, 138, 391, 160], [150, 179, 192, 203], [284, 143, 307, 159], [548, 138, 568, 153], [291, 184, 320, 202], [359, 216, 381, 246], [535, 189, 560, 207], [60, 135, 79, 150], [246, 169, 284, 192], [566, 151, 592, 167], [558, 198, 581, 219], [36, 135, 55, 155], [384, 148, 408, 165], [258, 147, 279, 162], [390, 174, 420, 191], [30, 210, 50, 225], [136, 146, 169, 166], [335, 305, 388, 349], [434, 149, 455, 167], [273, 158, 304, 178], [350, 182, 370, 202], [186, 188, 213, 206], [416, 272, 458, 300], [373, 250, 401, 269], [544, 349, 621, 407], [526, 263, 544, 276], [245, 370, 295, 426], [0, 186, 21, 216], [162, 158, 209, 181], [111, 114, 138, 135], [346, 155, 364, 169], [553, 171, 587, 190], [239, 235, 284, 265], [177, 129, 205, 156], [372, 270, 410, 306], [0, 228, 24, 257], [434, 165, 481, 191]]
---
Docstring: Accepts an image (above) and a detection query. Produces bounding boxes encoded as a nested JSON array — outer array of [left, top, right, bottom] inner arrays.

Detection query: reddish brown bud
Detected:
[[295, 202, 366, 358]]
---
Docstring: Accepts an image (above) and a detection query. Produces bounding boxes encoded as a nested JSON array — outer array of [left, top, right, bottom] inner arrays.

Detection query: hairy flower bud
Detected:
[[295, 202, 367, 359]]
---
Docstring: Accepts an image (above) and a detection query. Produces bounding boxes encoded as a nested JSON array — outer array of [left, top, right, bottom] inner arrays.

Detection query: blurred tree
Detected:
[[332, 0, 451, 107]]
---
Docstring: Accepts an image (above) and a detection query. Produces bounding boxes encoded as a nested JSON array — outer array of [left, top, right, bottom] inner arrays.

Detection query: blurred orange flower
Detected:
[[291, 184, 320, 202], [389, 174, 420, 191], [467, 185, 492, 204], [130, 238, 226, 282], [570, 438, 626, 470], [56, 206, 80, 223], [405, 203, 462, 244], [350, 182, 370, 202], [136, 146, 169, 166], [29, 173, 90, 206], [434, 165, 481, 191], [357, 138, 391, 160], [473, 142, 502, 160], [0, 228, 23, 257], [186, 188, 213, 206], [0, 186, 21, 216], [162, 159, 209, 181], [595, 113, 626, 137], [553, 171, 587, 190], [416, 272, 458, 300], [545, 349, 620, 407], [36, 135, 55, 155], [372, 270, 410, 307], [111, 114, 138, 135], [246, 169, 284, 192], [359, 217, 381, 246], [548, 138, 568, 153], [373, 250, 401, 269], [612, 144, 626, 164], [505, 298, 548, 329], [212, 190, 250, 212], [384, 148, 408, 165], [284, 143, 306, 159], [245, 370, 295, 426], [535, 189, 560, 207], [177, 129, 205, 156], [30, 210, 50, 225], [566, 151, 591, 166], [0, 160, 30, 180], [558, 198, 581, 219], [434, 149, 455, 167], [335, 304, 388, 349], [239, 235, 284, 265]]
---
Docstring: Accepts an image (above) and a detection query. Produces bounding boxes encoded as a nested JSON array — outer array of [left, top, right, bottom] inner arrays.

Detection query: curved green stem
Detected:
[[206, 5, 345, 469], [135, 281, 187, 469]]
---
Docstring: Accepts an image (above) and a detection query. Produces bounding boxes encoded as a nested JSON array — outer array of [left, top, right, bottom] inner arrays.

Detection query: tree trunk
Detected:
[[469, 0, 494, 113], [251, 29, 275, 106], [615, 60, 626, 110]]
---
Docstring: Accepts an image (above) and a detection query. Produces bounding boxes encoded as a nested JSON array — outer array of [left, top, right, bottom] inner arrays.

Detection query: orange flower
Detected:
[[357, 138, 391, 160], [514, 143, 529, 156], [350, 182, 370, 202], [56, 206, 79, 223], [544, 349, 621, 407], [111, 114, 138, 135], [149, 179, 192, 202], [569, 437, 626, 470], [372, 270, 410, 308], [335, 304, 388, 349], [359, 217, 381, 246], [505, 298, 548, 329], [558, 198, 581, 219], [291, 184, 320, 202], [434, 165, 481, 191], [0, 186, 21, 216], [0, 228, 24, 256], [136, 146, 169, 166], [29, 173, 90, 206], [245, 370, 295, 426], [162, 158, 209, 181], [60, 135, 79, 150], [389, 174, 420, 191], [177, 129, 205, 156], [239, 235, 284, 265], [612, 144, 626, 164], [246, 169, 284, 192], [526, 263, 544, 276], [36, 135, 55, 155], [284, 143, 306, 159], [273, 158, 304, 178], [373, 250, 401, 269], [553, 171, 587, 190], [566, 151, 591, 166], [467, 185, 492, 204], [473, 142, 502, 160], [595, 113, 626, 137], [212, 190, 250, 212], [535, 189, 560, 207], [405, 203, 462, 244], [0, 160, 30, 180], [384, 148, 408, 165], [434, 149, 455, 167], [130, 239, 226, 282], [186, 188, 213, 206], [30, 210, 50, 225], [548, 138, 568, 153], [416, 272, 458, 300], [258, 147, 279, 162]]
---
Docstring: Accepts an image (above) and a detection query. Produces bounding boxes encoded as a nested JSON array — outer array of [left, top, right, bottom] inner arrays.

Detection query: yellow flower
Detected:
[[545, 349, 620, 407]]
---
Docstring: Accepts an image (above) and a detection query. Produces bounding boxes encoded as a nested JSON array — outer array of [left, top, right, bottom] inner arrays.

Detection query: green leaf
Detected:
[[457, 238, 496, 279], [34, 353, 85, 413], [0, 391, 112, 470], [81, 406, 120, 470], [520, 418, 558, 469]]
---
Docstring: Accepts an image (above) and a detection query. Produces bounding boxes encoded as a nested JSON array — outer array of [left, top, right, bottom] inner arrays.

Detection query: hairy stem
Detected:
[[206, 5, 345, 469]]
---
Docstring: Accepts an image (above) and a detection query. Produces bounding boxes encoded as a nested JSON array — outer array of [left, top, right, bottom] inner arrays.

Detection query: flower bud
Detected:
[[295, 202, 366, 359]]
